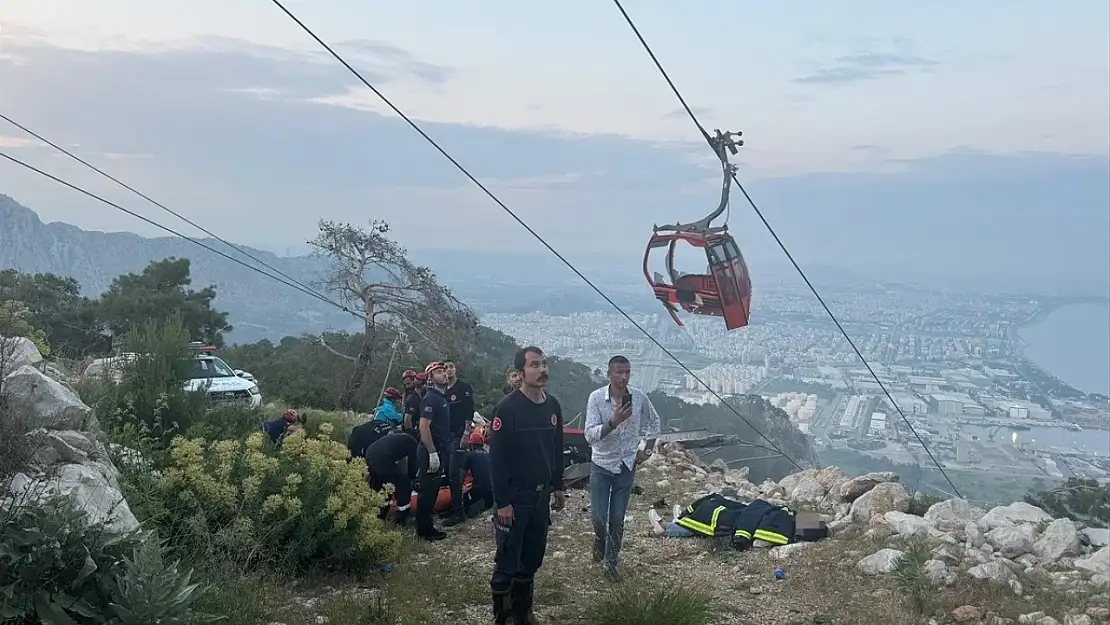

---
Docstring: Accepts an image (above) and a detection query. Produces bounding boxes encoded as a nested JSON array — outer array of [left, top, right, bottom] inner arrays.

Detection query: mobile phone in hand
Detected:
[[622, 391, 632, 407]]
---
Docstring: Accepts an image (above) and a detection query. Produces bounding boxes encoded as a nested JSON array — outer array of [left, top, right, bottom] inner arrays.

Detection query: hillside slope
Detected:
[[271, 445, 1109, 625]]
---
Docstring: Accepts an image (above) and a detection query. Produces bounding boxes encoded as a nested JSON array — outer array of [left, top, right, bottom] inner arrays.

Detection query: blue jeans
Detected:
[[589, 463, 636, 569]]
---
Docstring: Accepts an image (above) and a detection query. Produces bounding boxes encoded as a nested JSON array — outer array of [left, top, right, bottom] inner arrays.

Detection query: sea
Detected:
[[1020, 301, 1110, 397], [1016, 301, 1110, 457]]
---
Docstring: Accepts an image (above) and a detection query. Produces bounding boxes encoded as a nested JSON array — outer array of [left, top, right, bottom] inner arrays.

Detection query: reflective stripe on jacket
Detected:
[[675, 493, 746, 537], [731, 499, 796, 550]]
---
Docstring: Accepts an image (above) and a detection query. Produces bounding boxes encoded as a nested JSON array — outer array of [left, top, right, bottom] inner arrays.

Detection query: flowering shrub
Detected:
[[147, 423, 399, 571]]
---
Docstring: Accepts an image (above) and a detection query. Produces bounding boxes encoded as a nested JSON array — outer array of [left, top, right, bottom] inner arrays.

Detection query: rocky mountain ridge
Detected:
[[0, 194, 351, 342]]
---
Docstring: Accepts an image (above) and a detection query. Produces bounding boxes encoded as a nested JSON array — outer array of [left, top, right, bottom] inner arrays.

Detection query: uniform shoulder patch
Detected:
[[491, 417, 502, 431], [423, 405, 433, 414], [550, 414, 558, 426]]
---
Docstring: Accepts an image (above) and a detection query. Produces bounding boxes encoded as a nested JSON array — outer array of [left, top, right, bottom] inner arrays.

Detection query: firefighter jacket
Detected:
[[674, 494, 747, 538], [730, 499, 796, 550], [674, 495, 797, 550]]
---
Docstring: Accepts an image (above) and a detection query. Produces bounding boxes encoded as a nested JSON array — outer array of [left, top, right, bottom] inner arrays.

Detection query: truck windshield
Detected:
[[186, 357, 236, 380]]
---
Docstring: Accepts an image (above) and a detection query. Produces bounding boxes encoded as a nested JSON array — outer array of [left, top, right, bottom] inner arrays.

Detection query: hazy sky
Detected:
[[2, 1, 1108, 292]]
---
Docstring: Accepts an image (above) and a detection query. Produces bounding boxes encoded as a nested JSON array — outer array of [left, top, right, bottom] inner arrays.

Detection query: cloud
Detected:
[[0, 136, 42, 149], [664, 106, 710, 121], [795, 51, 938, 85], [0, 31, 1105, 296]]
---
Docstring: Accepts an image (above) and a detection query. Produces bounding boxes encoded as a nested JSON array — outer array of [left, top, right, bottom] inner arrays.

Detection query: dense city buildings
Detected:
[[482, 280, 1110, 504]]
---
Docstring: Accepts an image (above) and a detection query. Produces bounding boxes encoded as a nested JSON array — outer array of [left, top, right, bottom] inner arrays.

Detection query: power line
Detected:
[[0, 150, 359, 319], [609, 0, 962, 497], [268, 0, 804, 471], [0, 113, 352, 318]]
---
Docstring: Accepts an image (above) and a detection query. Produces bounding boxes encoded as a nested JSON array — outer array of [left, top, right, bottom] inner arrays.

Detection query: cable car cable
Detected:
[[609, 0, 962, 498], [0, 113, 353, 318], [268, 0, 804, 471], [0, 150, 361, 318]]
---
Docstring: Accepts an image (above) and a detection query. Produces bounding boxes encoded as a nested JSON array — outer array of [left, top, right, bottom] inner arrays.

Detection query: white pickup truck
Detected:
[[82, 344, 262, 408]]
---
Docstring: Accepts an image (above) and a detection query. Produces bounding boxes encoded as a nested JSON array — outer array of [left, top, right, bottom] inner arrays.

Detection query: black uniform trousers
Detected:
[[415, 446, 443, 533], [367, 461, 412, 510], [490, 484, 551, 593], [447, 433, 466, 516]]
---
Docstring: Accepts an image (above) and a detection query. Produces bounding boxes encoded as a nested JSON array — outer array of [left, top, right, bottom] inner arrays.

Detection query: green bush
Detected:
[[1026, 477, 1110, 528], [589, 585, 717, 625], [83, 316, 266, 455], [132, 428, 400, 572], [891, 537, 934, 615], [0, 496, 209, 624]]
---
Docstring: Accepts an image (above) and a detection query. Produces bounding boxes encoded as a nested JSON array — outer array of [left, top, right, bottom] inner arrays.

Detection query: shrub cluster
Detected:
[[0, 497, 209, 625], [134, 426, 400, 571]]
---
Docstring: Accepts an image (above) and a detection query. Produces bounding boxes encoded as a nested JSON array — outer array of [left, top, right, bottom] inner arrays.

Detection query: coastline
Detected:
[[1015, 297, 1110, 398]]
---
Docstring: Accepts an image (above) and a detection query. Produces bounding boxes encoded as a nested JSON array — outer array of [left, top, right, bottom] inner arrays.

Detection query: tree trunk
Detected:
[[338, 322, 376, 410]]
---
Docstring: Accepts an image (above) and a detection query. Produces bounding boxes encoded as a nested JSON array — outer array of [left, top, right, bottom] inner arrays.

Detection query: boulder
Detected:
[[1032, 519, 1082, 563], [839, 471, 899, 502], [850, 481, 910, 523], [968, 559, 1016, 582], [789, 475, 827, 506], [1074, 547, 1110, 578], [858, 548, 904, 575], [3, 365, 93, 430], [924, 498, 986, 530], [8, 464, 138, 534], [0, 336, 43, 376], [986, 524, 1037, 558], [1081, 528, 1109, 548], [977, 502, 1053, 532], [884, 511, 932, 537]]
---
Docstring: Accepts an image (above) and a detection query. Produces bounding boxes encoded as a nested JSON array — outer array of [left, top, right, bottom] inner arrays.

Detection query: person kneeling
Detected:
[[365, 431, 417, 525]]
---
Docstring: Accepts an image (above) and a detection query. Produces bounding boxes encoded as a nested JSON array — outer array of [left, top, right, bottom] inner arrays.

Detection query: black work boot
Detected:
[[510, 579, 539, 625], [443, 510, 467, 527], [491, 589, 514, 625]]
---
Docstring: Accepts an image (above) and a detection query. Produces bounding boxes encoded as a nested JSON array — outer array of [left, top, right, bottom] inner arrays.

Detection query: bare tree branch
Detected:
[[308, 219, 478, 408], [315, 334, 358, 362]]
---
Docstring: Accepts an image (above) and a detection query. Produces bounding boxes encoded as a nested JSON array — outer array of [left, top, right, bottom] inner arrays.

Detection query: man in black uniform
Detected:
[[364, 431, 418, 524], [488, 346, 565, 625], [416, 361, 451, 541], [401, 370, 425, 436], [442, 359, 475, 527]]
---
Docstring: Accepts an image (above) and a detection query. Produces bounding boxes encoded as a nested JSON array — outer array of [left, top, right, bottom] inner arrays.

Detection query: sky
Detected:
[[2, 0, 1108, 293]]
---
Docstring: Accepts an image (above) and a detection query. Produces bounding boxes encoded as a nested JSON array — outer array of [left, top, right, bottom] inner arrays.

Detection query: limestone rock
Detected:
[[3, 365, 93, 430]]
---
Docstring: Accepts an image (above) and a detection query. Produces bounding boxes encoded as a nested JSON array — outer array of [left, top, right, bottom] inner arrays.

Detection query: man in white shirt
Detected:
[[583, 355, 661, 578]]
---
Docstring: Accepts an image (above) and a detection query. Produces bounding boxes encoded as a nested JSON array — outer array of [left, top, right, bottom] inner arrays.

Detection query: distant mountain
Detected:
[[0, 194, 355, 343]]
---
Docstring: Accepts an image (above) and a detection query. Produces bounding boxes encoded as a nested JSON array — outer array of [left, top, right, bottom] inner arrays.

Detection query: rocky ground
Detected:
[[302, 443, 1109, 625]]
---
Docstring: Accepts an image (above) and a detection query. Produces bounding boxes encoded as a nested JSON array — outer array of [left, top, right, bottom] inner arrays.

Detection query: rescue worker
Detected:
[[443, 359, 476, 527], [262, 409, 305, 444], [348, 387, 404, 459], [488, 346, 565, 625], [583, 355, 660, 579], [373, 386, 404, 426], [402, 371, 426, 436], [365, 430, 418, 524], [415, 361, 451, 541], [462, 426, 494, 517]]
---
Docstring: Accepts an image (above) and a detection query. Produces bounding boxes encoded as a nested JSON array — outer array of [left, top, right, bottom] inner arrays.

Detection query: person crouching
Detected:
[[365, 430, 418, 525]]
